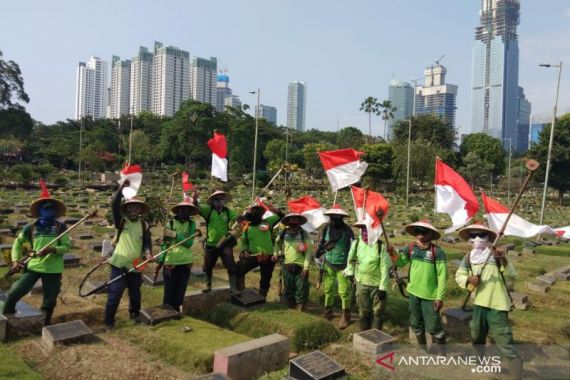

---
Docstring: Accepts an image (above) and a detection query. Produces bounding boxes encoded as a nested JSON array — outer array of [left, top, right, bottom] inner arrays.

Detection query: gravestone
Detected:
[[63, 254, 81, 268], [183, 287, 231, 316], [0, 208, 14, 215], [442, 308, 472, 341], [353, 329, 397, 355], [13, 220, 27, 229], [549, 265, 570, 281], [527, 281, 549, 294], [192, 374, 231, 380], [139, 304, 181, 325], [522, 248, 536, 255], [77, 233, 93, 240], [510, 292, 530, 311], [230, 289, 266, 308], [31, 279, 43, 295], [289, 350, 345, 380], [536, 274, 556, 286], [0, 314, 6, 341], [191, 266, 206, 278], [41, 320, 93, 350], [0, 292, 44, 340], [143, 271, 164, 286], [213, 333, 289, 380], [83, 280, 108, 295], [0, 228, 13, 237], [88, 242, 103, 252], [64, 217, 80, 225]]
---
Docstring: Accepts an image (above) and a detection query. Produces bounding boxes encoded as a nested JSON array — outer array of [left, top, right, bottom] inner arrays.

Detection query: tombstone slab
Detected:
[[536, 275, 556, 286], [0, 292, 44, 340], [77, 233, 93, 240], [191, 266, 206, 277], [442, 308, 472, 341], [64, 217, 80, 225], [230, 289, 266, 308], [213, 333, 289, 380], [289, 350, 345, 380], [41, 320, 93, 350], [183, 287, 231, 316], [63, 254, 81, 268], [549, 266, 570, 281], [83, 280, 108, 295], [0, 314, 6, 342], [88, 242, 103, 252], [510, 292, 530, 311], [527, 281, 549, 294], [522, 248, 536, 255], [0, 228, 13, 237], [143, 271, 164, 286], [31, 279, 43, 295], [139, 304, 180, 325], [353, 329, 397, 355]]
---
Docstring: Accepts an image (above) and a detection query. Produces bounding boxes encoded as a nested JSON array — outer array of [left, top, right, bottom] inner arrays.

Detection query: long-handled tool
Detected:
[[5, 209, 98, 279], [461, 158, 540, 311], [78, 230, 202, 297], [378, 209, 408, 299]]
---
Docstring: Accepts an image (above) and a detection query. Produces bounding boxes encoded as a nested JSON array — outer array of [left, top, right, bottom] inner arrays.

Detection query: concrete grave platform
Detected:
[[191, 266, 206, 277], [63, 254, 81, 268], [0, 314, 6, 341], [77, 233, 93, 240], [510, 292, 531, 311], [289, 350, 345, 380], [140, 304, 181, 325], [230, 289, 266, 308], [0, 228, 13, 237], [183, 287, 231, 316], [88, 241, 103, 252], [143, 271, 164, 286], [41, 320, 93, 351], [527, 281, 550, 294], [213, 333, 289, 380], [0, 292, 44, 341], [63, 217, 80, 225], [547, 265, 570, 281], [82, 280, 108, 295], [536, 274, 556, 286], [353, 329, 397, 355], [442, 308, 472, 341]]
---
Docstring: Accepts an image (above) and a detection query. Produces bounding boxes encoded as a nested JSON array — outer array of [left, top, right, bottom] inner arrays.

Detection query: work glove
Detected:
[[37, 246, 56, 257], [434, 300, 443, 312], [467, 276, 480, 286], [163, 229, 177, 239]]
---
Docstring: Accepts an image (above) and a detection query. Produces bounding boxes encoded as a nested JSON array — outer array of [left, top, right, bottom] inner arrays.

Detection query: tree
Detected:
[[392, 114, 456, 151], [459, 152, 494, 187], [460, 133, 506, 178], [362, 143, 394, 189], [0, 50, 29, 110], [263, 139, 287, 170], [528, 113, 570, 203], [0, 107, 34, 139], [337, 127, 365, 149], [360, 96, 379, 140], [377, 100, 397, 140], [300, 142, 336, 178], [392, 138, 438, 190]]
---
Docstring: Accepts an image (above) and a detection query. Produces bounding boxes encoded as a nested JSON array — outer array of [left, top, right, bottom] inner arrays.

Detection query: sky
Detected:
[[2, 0, 569, 137]]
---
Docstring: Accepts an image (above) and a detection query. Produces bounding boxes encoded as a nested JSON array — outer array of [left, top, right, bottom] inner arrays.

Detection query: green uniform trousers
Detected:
[[324, 265, 351, 309], [2, 271, 62, 315], [408, 294, 445, 338], [471, 305, 519, 359], [283, 267, 309, 305], [356, 283, 387, 319]]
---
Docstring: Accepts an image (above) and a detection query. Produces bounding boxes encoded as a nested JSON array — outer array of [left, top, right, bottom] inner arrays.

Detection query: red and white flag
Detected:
[[482, 192, 556, 238], [181, 171, 194, 195], [554, 226, 570, 239], [118, 163, 143, 200], [435, 158, 480, 234], [288, 195, 328, 232], [254, 197, 274, 220], [319, 148, 368, 192], [207, 132, 228, 182], [351, 186, 389, 245]]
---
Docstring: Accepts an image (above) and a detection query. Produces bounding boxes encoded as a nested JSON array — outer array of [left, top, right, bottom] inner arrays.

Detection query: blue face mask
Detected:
[[38, 204, 57, 227]]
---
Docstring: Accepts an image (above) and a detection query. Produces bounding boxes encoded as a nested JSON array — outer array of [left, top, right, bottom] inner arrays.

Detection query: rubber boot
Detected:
[[432, 335, 447, 356], [296, 303, 305, 312], [372, 316, 384, 331], [42, 308, 54, 326], [338, 309, 351, 330], [130, 312, 141, 325], [236, 276, 246, 291], [508, 357, 523, 380], [324, 307, 334, 321], [202, 273, 212, 293], [359, 316, 371, 332], [287, 299, 296, 308], [415, 332, 428, 352], [259, 287, 269, 298], [228, 275, 238, 294]]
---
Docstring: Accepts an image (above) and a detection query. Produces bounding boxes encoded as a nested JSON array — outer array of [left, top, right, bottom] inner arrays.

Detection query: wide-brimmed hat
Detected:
[[281, 213, 308, 226], [120, 198, 150, 216], [353, 220, 368, 229], [30, 180, 66, 218], [405, 220, 441, 240], [171, 198, 199, 215], [207, 190, 232, 205], [324, 204, 349, 217], [458, 223, 497, 242]]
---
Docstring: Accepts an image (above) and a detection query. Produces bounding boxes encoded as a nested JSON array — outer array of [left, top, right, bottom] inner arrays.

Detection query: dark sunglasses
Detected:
[[414, 227, 430, 235], [469, 232, 488, 239]]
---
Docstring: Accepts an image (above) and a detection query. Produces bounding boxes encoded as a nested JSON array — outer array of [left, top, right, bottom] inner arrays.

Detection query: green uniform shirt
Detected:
[[274, 230, 313, 269], [239, 214, 280, 255], [455, 255, 516, 311], [11, 222, 70, 274], [395, 243, 447, 300], [109, 219, 144, 270], [345, 237, 391, 290], [323, 228, 352, 266], [199, 204, 237, 246], [161, 219, 196, 265]]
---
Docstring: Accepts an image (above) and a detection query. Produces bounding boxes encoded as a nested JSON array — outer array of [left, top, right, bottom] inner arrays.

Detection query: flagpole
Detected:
[[250, 89, 261, 201], [128, 112, 133, 165], [333, 190, 338, 206]]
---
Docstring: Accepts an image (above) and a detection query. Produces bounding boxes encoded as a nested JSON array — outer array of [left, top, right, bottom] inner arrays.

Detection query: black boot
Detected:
[[415, 332, 428, 352], [42, 308, 54, 326], [236, 276, 245, 291], [359, 316, 371, 332], [228, 275, 238, 294], [432, 335, 447, 356], [202, 273, 212, 293], [259, 287, 269, 298], [130, 312, 141, 325], [372, 316, 384, 331]]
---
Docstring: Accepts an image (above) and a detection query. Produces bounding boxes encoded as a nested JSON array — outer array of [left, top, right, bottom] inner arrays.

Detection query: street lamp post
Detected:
[[538, 62, 563, 226], [504, 138, 512, 204], [250, 89, 261, 201], [78, 116, 84, 182], [406, 78, 421, 207]]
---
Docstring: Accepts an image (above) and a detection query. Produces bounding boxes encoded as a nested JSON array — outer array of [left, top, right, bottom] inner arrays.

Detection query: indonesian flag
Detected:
[[435, 158, 479, 234], [207, 132, 228, 182], [351, 186, 389, 245], [554, 226, 570, 239], [118, 163, 142, 200], [288, 195, 328, 232], [482, 192, 556, 238], [181, 171, 194, 194], [319, 148, 368, 192], [254, 197, 274, 220]]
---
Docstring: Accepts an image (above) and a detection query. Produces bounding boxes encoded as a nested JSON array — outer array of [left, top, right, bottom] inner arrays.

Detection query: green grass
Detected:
[[0, 343, 42, 380]]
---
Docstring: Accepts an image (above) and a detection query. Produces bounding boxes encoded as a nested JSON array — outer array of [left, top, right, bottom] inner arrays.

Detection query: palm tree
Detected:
[[377, 100, 397, 141], [360, 96, 379, 142]]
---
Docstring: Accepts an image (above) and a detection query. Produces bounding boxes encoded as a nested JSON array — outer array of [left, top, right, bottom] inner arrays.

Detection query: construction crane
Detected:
[[435, 54, 445, 66]]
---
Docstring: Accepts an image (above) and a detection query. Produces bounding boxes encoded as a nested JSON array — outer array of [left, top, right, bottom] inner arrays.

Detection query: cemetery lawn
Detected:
[[0, 343, 42, 380]]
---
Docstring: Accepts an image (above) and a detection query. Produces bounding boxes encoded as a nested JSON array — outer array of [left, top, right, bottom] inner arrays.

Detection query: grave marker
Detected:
[[536, 274, 556, 286], [0, 292, 44, 340], [289, 350, 345, 380], [230, 289, 266, 308], [527, 281, 549, 294], [83, 280, 108, 294], [548, 265, 570, 281], [353, 329, 397, 355], [41, 320, 93, 350], [183, 287, 231, 315], [0, 228, 13, 237], [510, 292, 530, 311], [63, 254, 81, 268], [139, 304, 181, 325], [143, 271, 164, 286], [77, 233, 93, 240], [191, 266, 206, 277], [442, 308, 472, 341], [31, 279, 43, 295]]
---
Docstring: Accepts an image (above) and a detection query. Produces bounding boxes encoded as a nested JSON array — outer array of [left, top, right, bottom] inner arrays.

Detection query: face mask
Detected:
[[361, 230, 368, 243], [212, 199, 224, 211], [470, 236, 489, 250], [38, 206, 56, 227]]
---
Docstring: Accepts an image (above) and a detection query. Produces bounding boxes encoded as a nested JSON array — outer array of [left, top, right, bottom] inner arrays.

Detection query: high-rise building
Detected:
[[470, 0, 521, 146], [75, 56, 108, 120], [515, 86, 531, 152], [130, 46, 153, 115], [109, 56, 131, 119], [224, 95, 241, 109], [529, 123, 544, 145], [151, 41, 190, 117], [287, 81, 306, 131], [387, 79, 414, 139], [256, 104, 277, 125], [415, 64, 458, 127], [190, 56, 217, 107], [215, 72, 232, 111]]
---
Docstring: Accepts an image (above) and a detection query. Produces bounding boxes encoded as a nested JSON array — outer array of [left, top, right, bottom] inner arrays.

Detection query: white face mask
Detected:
[[469, 236, 491, 265], [469, 236, 490, 250]]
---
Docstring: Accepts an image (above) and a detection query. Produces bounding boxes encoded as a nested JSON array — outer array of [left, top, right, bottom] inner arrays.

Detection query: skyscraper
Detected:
[[109, 56, 131, 119], [415, 64, 458, 127], [256, 104, 277, 125], [387, 79, 414, 139], [151, 42, 190, 117], [287, 81, 306, 132], [215, 72, 232, 112], [470, 0, 520, 145], [515, 86, 531, 152], [224, 95, 241, 109], [130, 46, 153, 115], [190, 57, 217, 107], [75, 56, 108, 120]]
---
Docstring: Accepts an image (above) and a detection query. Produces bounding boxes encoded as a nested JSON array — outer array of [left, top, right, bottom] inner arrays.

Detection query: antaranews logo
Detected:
[[375, 352, 502, 374]]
